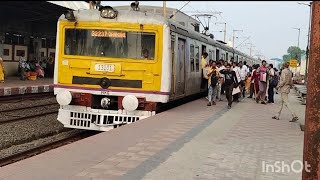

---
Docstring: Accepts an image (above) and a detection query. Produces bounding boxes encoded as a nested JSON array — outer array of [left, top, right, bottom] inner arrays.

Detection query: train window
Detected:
[[195, 46, 200, 72], [212, 50, 215, 61], [209, 50, 212, 60], [190, 44, 195, 72], [64, 29, 156, 60]]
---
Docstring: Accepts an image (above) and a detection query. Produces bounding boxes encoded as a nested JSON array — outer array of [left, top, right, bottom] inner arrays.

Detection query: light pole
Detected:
[[298, 2, 312, 84], [163, 1, 166, 17], [215, 22, 227, 42], [233, 29, 243, 48], [246, 43, 255, 57], [292, 27, 301, 48]]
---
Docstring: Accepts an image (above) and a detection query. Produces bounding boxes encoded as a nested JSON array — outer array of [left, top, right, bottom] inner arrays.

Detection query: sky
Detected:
[[102, 1, 311, 60]]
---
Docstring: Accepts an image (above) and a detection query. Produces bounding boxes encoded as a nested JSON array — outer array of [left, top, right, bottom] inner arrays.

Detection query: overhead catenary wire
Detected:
[[182, 1, 263, 58], [169, 1, 191, 19]]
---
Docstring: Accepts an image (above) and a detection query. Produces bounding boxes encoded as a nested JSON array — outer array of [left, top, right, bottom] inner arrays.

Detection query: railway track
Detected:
[[0, 104, 59, 124], [0, 130, 99, 167], [1, 102, 58, 113], [0, 92, 54, 103]]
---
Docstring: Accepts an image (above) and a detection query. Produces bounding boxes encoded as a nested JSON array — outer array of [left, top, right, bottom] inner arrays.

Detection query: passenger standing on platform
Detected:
[[275, 68, 280, 94], [203, 60, 220, 106], [239, 61, 249, 98], [47, 56, 54, 78], [267, 64, 276, 103], [272, 62, 298, 122], [248, 64, 257, 98], [230, 57, 234, 64], [245, 73, 252, 94], [19, 53, 27, 81], [40, 60, 47, 77], [35, 62, 45, 78], [248, 65, 253, 73], [256, 60, 269, 104], [220, 63, 238, 109], [218, 59, 226, 96], [252, 64, 260, 98], [0, 57, 5, 83], [216, 61, 224, 101], [232, 62, 241, 102]]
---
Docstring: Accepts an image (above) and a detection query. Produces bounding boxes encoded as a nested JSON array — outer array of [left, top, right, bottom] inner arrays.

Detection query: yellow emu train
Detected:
[[54, 5, 258, 131]]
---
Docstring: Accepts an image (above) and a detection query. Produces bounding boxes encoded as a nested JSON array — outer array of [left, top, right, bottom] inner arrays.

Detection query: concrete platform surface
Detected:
[[142, 92, 304, 180], [0, 92, 304, 180], [0, 77, 53, 96]]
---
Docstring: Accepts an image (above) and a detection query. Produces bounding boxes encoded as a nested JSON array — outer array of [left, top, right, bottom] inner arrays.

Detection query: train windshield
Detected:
[[64, 29, 156, 60]]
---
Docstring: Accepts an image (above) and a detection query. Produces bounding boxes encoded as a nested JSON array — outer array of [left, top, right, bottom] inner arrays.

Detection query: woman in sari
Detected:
[[35, 62, 45, 78], [251, 64, 260, 99], [256, 60, 269, 104], [0, 57, 5, 83], [245, 73, 252, 94]]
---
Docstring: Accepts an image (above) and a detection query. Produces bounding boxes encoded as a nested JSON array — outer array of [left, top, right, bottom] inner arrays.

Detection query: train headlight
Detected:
[[56, 90, 72, 105], [100, 6, 118, 19], [101, 97, 111, 109], [122, 95, 138, 111]]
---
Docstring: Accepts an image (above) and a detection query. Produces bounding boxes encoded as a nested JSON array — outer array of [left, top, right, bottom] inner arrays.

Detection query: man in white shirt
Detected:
[[216, 60, 225, 101], [267, 64, 275, 103], [239, 61, 249, 98], [232, 62, 241, 102]]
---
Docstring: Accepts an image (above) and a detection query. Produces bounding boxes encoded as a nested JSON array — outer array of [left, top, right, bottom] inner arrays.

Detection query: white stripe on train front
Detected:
[[54, 87, 169, 103]]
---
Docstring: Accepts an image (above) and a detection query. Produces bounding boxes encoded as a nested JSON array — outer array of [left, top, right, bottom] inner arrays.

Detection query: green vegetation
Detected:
[[282, 46, 306, 63]]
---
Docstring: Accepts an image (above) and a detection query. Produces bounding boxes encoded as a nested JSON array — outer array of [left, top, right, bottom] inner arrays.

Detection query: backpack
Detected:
[[270, 75, 278, 87], [211, 70, 218, 87]]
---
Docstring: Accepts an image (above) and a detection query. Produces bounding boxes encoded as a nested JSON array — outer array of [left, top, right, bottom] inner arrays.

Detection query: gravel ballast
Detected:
[[0, 97, 57, 112], [0, 129, 84, 159], [0, 97, 98, 161], [0, 104, 59, 122], [0, 112, 65, 150]]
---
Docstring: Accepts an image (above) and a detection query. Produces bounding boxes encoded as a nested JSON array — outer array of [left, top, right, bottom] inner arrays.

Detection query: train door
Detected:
[[216, 49, 220, 61], [169, 34, 176, 99], [175, 38, 186, 97], [202, 45, 206, 54]]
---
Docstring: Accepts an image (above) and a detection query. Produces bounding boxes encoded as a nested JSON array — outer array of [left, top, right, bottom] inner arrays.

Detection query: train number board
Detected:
[[95, 64, 115, 72], [91, 30, 126, 38]]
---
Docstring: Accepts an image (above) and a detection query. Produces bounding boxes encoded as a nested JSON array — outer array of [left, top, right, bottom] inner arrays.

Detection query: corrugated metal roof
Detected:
[[47, 1, 89, 10]]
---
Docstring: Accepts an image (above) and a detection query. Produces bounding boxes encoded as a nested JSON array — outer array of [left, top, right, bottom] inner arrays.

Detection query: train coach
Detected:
[[54, 4, 258, 131]]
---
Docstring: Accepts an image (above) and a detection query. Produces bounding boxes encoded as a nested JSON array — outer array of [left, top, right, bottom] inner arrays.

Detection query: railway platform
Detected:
[[0, 92, 304, 180], [0, 77, 53, 97]]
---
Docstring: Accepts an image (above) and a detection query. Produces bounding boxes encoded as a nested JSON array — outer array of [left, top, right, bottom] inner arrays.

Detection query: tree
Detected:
[[282, 46, 306, 63], [282, 54, 291, 62]]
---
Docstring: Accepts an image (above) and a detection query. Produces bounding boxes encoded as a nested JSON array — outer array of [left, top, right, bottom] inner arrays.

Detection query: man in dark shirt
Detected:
[[220, 63, 239, 109]]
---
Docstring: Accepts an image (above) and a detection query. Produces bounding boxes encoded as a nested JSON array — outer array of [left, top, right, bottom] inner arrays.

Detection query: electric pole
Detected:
[[215, 22, 227, 42], [293, 27, 301, 48], [233, 29, 243, 48], [163, 1, 166, 17]]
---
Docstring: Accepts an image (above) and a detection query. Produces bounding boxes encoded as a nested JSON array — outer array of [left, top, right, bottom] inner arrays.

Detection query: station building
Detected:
[[0, 1, 89, 76]]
